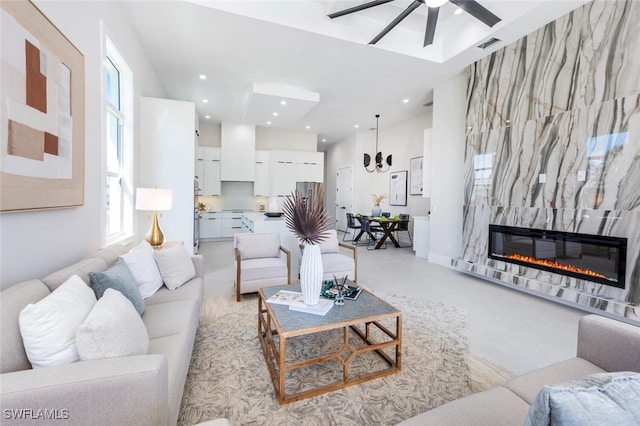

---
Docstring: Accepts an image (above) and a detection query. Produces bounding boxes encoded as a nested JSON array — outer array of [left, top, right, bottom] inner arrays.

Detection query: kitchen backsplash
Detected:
[[198, 181, 268, 211]]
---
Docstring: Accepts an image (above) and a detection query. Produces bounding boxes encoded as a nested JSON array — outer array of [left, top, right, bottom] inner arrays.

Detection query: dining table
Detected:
[[353, 216, 410, 249]]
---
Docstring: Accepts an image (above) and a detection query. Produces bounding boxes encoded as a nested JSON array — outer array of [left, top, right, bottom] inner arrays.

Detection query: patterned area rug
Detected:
[[178, 293, 506, 426]]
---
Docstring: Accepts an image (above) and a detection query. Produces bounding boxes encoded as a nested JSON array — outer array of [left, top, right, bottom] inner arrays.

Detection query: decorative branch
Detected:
[[282, 183, 330, 245]]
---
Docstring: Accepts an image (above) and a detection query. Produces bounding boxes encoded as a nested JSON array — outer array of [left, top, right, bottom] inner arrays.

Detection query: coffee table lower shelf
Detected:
[[258, 288, 402, 404]]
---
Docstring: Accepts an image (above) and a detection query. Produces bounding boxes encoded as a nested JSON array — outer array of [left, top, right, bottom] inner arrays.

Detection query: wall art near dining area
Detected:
[[1, 0, 85, 212], [389, 170, 407, 206], [410, 156, 423, 195]]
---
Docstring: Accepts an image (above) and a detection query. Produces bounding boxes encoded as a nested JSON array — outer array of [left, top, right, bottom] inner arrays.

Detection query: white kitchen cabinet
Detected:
[[268, 150, 323, 196], [254, 150, 270, 196], [196, 147, 221, 196], [220, 123, 255, 181], [200, 212, 222, 239], [221, 211, 244, 237]]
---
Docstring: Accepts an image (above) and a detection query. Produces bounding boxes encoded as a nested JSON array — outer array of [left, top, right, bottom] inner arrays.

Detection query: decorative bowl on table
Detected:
[[320, 280, 362, 300], [264, 212, 283, 217]]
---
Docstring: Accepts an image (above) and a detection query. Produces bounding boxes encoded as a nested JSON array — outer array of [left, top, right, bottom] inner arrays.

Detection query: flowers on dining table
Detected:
[[371, 193, 387, 206]]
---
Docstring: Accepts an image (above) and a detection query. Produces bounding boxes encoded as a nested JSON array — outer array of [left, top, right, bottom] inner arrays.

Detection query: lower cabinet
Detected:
[[200, 212, 222, 239], [222, 212, 243, 238]]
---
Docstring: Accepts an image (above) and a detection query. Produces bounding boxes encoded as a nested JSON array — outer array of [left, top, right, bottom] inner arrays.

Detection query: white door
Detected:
[[335, 166, 353, 232]]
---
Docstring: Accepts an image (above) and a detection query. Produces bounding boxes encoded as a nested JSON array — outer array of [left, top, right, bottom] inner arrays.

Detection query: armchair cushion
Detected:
[[322, 253, 355, 280], [318, 230, 340, 254], [235, 233, 280, 260], [239, 258, 289, 282]]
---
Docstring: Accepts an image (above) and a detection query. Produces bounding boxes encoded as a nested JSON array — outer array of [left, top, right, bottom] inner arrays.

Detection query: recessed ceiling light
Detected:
[[280, 100, 287, 105], [266, 121, 272, 125], [354, 124, 359, 128], [322, 138, 327, 142], [199, 74, 207, 80], [205, 115, 210, 119], [454, 8, 463, 15], [272, 112, 279, 116], [403, 99, 409, 103], [203, 99, 208, 103], [305, 125, 310, 129]]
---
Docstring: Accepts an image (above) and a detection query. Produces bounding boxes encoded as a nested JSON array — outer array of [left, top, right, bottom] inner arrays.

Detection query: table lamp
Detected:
[[135, 187, 173, 247]]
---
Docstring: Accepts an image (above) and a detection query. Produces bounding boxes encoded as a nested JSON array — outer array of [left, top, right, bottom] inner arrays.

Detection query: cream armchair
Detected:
[[303, 229, 358, 283], [234, 232, 291, 302]]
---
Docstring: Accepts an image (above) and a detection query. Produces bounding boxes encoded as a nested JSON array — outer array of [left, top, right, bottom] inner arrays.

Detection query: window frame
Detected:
[[102, 35, 134, 247]]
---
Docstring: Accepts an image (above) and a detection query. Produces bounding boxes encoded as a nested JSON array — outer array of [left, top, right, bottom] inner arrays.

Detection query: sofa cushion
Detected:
[[76, 289, 149, 361], [154, 244, 196, 290], [396, 386, 530, 426], [18, 275, 96, 368], [525, 372, 640, 426], [0, 280, 50, 373], [42, 257, 108, 292], [120, 240, 164, 298], [506, 357, 605, 404], [238, 258, 288, 282], [89, 257, 145, 316], [145, 277, 204, 307], [93, 244, 128, 267], [235, 232, 280, 260], [143, 299, 200, 340]]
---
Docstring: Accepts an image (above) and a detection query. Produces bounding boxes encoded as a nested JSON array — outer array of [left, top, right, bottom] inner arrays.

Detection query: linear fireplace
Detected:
[[488, 225, 627, 289]]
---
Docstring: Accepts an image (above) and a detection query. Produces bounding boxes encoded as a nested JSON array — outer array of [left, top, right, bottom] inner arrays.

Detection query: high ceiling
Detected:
[[122, 0, 588, 145]]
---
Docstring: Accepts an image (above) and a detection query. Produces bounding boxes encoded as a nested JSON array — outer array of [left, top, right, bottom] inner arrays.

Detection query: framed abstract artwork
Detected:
[[389, 170, 407, 206], [410, 156, 423, 195], [1, 0, 85, 212]]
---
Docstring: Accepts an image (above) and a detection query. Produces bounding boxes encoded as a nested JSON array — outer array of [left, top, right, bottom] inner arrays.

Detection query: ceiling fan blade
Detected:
[[450, 0, 501, 27], [369, 0, 422, 45], [328, 0, 395, 19], [423, 7, 439, 46]]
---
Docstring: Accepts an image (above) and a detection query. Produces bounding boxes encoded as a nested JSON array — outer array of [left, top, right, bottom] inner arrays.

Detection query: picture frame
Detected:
[[410, 156, 423, 195], [1, 1, 85, 212], [389, 170, 407, 206]]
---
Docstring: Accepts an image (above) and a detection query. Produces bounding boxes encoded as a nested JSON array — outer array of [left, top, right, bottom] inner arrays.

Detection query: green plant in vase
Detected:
[[371, 193, 387, 217]]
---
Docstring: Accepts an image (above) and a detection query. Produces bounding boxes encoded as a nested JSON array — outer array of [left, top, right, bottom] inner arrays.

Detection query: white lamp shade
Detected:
[[135, 188, 173, 211]]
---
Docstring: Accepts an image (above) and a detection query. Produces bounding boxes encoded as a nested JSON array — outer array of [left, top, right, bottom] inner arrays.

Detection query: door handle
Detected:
[[341, 207, 346, 209]]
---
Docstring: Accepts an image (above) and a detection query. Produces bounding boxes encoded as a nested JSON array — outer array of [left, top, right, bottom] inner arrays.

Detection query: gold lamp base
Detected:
[[145, 211, 165, 247]]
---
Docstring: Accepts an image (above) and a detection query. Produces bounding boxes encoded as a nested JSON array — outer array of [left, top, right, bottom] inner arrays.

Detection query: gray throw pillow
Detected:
[[525, 372, 640, 426], [89, 257, 145, 315]]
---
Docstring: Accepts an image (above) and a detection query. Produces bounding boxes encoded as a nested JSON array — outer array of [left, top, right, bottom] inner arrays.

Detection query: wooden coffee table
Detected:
[[258, 284, 402, 404]]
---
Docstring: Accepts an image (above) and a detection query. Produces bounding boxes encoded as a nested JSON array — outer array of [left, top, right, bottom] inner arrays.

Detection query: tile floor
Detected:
[[197, 237, 586, 375]]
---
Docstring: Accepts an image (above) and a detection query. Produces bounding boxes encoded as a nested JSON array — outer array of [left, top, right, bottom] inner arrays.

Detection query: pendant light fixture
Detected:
[[364, 114, 392, 173]]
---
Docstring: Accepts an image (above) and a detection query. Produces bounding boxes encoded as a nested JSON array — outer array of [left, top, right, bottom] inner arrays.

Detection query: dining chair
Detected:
[[395, 213, 412, 247], [357, 216, 386, 250], [382, 212, 391, 218], [343, 212, 361, 242]]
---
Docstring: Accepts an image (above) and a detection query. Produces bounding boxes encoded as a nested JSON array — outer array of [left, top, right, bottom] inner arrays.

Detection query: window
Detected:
[[104, 37, 133, 245]]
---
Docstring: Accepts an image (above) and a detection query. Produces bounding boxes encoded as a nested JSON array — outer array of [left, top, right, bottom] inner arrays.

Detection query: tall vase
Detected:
[[300, 243, 323, 305], [372, 205, 382, 217]]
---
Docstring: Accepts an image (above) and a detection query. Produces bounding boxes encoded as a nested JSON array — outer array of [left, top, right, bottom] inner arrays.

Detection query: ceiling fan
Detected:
[[328, 0, 501, 47]]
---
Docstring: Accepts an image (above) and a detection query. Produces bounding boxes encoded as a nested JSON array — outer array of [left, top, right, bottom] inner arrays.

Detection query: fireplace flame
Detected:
[[505, 254, 609, 280]]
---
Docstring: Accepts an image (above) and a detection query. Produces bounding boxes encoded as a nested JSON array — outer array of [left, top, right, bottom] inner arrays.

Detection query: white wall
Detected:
[[325, 113, 432, 229], [0, 1, 165, 288], [428, 72, 466, 267], [140, 97, 195, 252]]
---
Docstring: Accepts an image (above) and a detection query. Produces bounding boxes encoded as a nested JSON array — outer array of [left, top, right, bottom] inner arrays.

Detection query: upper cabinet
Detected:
[[254, 150, 270, 197], [196, 147, 221, 196], [220, 123, 255, 181], [269, 150, 324, 196]]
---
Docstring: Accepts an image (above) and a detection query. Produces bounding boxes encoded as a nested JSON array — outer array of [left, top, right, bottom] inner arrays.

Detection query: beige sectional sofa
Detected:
[[0, 245, 204, 426], [398, 314, 640, 425]]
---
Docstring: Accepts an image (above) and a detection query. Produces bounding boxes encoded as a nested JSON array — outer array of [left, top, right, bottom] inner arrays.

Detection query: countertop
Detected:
[[242, 212, 284, 222]]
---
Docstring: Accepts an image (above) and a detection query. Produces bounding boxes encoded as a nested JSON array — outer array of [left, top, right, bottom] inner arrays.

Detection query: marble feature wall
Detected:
[[459, 0, 640, 322]]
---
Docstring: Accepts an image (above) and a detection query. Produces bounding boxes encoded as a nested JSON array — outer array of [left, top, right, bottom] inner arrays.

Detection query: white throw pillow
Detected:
[[76, 289, 149, 361], [19, 275, 96, 368], [119, 240, 163, 298], [154, 244, 196, 290]]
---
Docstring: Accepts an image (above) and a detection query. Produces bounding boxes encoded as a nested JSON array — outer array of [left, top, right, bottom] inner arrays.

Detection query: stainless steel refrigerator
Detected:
[[295, 182, 324, 203]]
